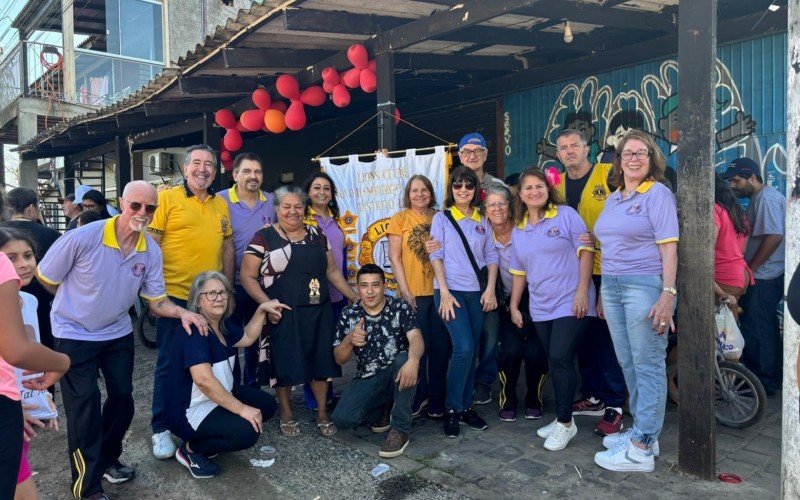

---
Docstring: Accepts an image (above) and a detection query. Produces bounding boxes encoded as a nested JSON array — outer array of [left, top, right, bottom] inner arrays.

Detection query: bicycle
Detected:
[[133, 296, 158, 349]]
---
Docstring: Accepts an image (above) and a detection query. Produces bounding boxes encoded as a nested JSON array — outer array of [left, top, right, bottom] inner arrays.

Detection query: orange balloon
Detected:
[[264, 109, 287, 133]]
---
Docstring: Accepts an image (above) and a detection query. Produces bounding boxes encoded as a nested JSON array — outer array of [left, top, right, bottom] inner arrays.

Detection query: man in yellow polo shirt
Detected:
[[553, 128, 627, 437], [146, 144, 234, 459]]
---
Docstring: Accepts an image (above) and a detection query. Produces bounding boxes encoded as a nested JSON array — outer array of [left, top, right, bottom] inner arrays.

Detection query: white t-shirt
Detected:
[[17, 292, 58, 420]]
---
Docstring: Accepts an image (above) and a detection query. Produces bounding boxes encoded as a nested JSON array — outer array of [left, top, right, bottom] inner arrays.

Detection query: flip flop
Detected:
[[317, 420, 338, 437], [279, 420, 300, 437]]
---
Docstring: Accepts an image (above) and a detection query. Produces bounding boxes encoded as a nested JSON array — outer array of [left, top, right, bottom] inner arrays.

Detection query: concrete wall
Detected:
[[782, 2, 800, 497], [165, 0, 253, 65]]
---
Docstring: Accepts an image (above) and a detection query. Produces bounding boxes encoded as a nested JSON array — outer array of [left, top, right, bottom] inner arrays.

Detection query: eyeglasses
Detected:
[[81, 203, 100, 211], [620, 150, 651, 161], [452, 182, 476, 191], [486, 201, 509, 210], [459, 148, 486, 158], [123, 198, 158, 214], [200, 290, 230, 301]]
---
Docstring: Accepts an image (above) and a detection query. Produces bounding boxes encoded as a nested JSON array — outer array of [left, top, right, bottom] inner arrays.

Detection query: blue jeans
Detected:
[[577, 276, 627, 407], [151, 296, 186, 434], [601, 275, 668, 447], [476, 310, 499, 386], [435, 290, 486, 413], [739, 274, 784, 392], [332, 352, 414, 434]]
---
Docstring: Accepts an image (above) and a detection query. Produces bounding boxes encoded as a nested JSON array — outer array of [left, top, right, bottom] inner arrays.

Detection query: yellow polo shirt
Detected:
[[147, 183, 232, 300]]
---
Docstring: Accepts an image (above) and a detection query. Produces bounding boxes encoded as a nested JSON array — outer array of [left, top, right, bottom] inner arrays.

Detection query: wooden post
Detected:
[[676, 0, 717, 480], [782, 0, 800, 496], [115, 136, 131, 198], [375, 51, 396, 151], [0, 146, 5, 186], [61, 0, 76, 102], [20, 32, 29, 95], [202, 112, 224, 191]]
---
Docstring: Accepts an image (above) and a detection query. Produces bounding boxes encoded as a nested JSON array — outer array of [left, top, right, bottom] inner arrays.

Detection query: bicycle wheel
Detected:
[[715, 360, 767, 429], [135, 307, 158, 349]]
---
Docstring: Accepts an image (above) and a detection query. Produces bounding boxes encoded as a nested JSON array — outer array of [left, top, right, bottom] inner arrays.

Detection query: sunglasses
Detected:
[[452, 182, 476, 191], [123, 198, 158, 214]]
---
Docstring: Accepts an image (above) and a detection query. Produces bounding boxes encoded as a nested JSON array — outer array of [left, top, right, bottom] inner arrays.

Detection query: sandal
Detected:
[[317, 420, 338, 437], [279, 420, 300, 437]]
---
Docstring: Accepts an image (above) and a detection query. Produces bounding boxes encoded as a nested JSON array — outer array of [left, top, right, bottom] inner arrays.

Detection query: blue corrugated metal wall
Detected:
[[503, 33, 788, 194]]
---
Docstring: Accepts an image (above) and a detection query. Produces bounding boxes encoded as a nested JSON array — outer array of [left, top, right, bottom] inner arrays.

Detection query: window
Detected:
[[105, 0, 163, 63]]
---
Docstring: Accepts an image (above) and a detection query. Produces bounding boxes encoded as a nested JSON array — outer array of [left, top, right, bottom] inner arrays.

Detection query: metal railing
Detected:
[[0, 43, 22, 111]]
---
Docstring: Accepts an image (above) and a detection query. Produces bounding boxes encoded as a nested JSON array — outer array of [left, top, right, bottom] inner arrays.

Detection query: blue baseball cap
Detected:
[[721, 157, 759, 180], [459, 132, 487, 149]]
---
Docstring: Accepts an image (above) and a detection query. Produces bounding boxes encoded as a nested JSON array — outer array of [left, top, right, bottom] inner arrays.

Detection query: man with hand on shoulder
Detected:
[[332, 264, 424, 458]]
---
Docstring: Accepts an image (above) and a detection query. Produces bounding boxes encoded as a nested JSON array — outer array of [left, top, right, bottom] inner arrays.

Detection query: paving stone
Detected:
[[508, 458, 551, 477], [742, 436, 782, 456]]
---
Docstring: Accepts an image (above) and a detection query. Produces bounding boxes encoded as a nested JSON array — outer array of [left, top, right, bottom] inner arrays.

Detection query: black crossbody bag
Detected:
[[443, 209, 504, 298]]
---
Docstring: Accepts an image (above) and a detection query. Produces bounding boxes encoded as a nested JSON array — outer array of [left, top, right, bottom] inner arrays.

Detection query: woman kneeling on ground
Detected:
[[164, 271, 287, 479]]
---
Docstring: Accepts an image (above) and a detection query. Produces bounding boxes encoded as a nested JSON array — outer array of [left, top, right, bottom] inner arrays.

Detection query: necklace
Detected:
[[277, 224, 305, 243]]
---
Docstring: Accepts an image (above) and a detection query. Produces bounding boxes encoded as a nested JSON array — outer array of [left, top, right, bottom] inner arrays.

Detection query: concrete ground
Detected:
[[27, 329, 781, 499]]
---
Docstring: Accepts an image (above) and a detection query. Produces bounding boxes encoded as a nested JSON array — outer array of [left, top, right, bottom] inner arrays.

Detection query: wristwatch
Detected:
[[662, 286, 677, 296]]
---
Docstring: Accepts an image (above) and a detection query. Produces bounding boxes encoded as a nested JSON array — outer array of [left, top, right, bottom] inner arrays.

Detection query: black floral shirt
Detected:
[[333, 296, 418, 379]]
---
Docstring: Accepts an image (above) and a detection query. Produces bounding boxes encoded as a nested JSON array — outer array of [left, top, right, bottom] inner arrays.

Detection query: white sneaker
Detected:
[[543, 420, 577, 451], [594, 441, 655, 472], [152, 431, 177, 460], [602, 429, 660, 456], [536, 419, 558, 438]]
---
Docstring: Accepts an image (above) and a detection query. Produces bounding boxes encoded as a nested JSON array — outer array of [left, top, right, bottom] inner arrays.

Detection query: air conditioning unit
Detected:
[[148, 153, 173, 175]]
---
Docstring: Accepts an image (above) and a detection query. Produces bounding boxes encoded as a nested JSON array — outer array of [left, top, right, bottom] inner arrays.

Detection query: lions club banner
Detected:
[[321, 146, 448, 289]]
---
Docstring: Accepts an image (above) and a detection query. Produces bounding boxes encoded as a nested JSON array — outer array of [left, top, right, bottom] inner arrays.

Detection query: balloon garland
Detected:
[[215, 43, 399, 170]]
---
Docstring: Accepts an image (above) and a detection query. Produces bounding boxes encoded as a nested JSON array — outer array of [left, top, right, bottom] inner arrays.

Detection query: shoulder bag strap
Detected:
[[443, 209, 483, 281]]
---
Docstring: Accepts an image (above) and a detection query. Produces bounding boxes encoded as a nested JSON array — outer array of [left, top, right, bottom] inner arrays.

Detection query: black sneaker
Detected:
[[443, 410, 460, 438], [473, 382, 492, 405], [371, 403, 392, 433], [85, 493, 109, 500], [103, 461, 135, 484], [411, 398, 429, 417], [175, 443, 220, 479], [459, 408, 488, 430], [427, 401, 444, 419]]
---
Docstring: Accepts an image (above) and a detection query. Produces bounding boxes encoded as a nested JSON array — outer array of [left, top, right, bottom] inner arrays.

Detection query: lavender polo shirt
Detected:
[[430, 206, 498, 292], [509, 205, 596, 321], [37, 217, 167, 342], [594, 181, 679, 276], [219, 187, 275, 284], [494, 236, 513, 299], [307, 208, 346, 303]]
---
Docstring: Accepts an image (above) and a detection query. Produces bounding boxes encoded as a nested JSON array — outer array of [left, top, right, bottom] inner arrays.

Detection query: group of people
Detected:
[[0, 125, 790, 499]]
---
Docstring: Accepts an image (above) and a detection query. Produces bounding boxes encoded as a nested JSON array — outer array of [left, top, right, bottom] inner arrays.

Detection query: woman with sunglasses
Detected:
[[429, 166, 499, 437], [592, 130, 678, 472], [164, 271, 287, 479]]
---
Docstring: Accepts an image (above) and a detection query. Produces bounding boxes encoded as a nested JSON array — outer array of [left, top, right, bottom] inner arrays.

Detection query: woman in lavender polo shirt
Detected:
[[508, 168, 595, 451], [592, 130, 678, 473], [429, 166, 499, 438]]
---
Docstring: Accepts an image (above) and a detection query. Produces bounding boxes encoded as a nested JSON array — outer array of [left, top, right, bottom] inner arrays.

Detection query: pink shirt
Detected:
[[0, 252, 22, 401], [714, 204, 749, 288]]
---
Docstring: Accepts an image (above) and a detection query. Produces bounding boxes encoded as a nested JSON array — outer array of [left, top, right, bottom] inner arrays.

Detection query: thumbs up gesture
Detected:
[[351, 318, 368, 347]]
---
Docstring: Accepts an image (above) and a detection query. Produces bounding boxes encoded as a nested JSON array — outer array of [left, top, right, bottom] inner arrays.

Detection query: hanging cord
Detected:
[[313, 111, 381, 161], [381, 110, 452, 146]]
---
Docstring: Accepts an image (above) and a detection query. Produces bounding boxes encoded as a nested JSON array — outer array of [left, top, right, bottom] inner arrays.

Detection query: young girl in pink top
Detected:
[[0, 226, 70, 499]]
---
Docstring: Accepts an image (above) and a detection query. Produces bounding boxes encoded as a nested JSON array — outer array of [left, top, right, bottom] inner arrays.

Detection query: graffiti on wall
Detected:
[[534, 59, 788, 184]]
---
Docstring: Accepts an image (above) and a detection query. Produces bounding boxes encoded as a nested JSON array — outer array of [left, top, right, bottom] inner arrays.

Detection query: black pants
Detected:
[[57, 334, 135, 499], [189, 385, 277, 456], [233, 286, 260, 387], [0, 395, 22, 500], [534, 316, 589, 423], [413, 295, 450, 410], [497, 306, 548, 411]]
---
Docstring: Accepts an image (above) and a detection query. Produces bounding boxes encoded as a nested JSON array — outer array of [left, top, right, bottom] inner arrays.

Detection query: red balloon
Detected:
[[394, 107, 401, 125], [214, 109, 236, 129], [223, 129, 243, 152], [240, 109, 265, 132], [347, 44, 369, 69], [220, 150, 232, 162], [235, 121, 247, 132], [276, 74, 300, 100], [332, 84, 351, 108], [270, 101, 288, 113], [342, 68, 361, 89], [368, 59, 376, 72], [322, 80, 337, 93], [223, 159, 234, 172], [284, 100, 307, 131], [252, 88, 271, 110], [300, 86, 327, 107], [321, 67, 340, 85], [264, 109, 287, 133], [360, 68, 376, 93]]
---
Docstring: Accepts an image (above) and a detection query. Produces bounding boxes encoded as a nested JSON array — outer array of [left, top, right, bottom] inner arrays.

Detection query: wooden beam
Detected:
[[376, 52, 396, 150], [144, 98, 243, 116], [130, 116, 205, 147], [115, 135, 131, 197], [282, 8, 406, 35], [178, 75, 275, 95], [394, 53, 524, 72], [676, 0, 717, 480], [222, 47, 336, 69]]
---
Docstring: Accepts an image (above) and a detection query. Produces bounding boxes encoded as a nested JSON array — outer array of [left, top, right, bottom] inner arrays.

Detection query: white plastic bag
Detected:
[[715, 303, 744, 360]]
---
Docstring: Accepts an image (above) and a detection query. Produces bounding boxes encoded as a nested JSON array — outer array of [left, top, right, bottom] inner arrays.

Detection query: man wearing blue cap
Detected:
[[457, 133, 506, 192], [723, 157, 785, 394]]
